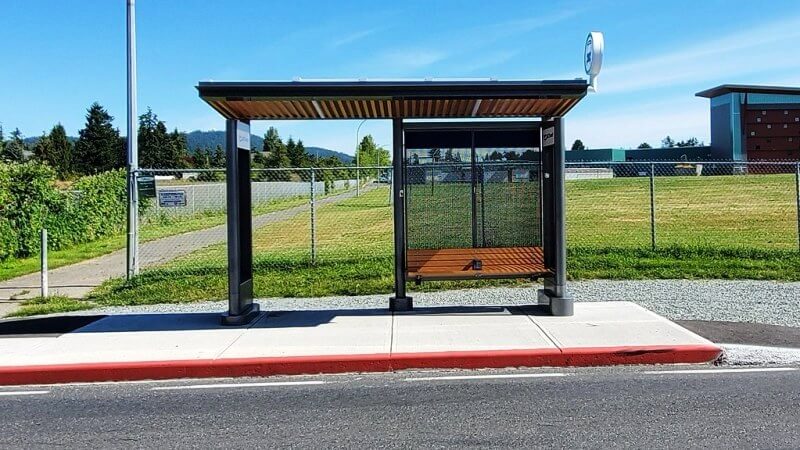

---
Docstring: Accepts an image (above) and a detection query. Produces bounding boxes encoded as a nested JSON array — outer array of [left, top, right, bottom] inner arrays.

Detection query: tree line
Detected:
[[570, 136, 704, 151], [0, 102, 365, 181]]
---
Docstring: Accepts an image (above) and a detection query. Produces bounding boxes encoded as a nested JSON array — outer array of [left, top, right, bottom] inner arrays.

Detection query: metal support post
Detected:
[[125, 0, 139, 279], [40, 229, 48, 298], [650, 163, 657, 251], [221, 118, 259, 325], [537, 118, 573, 316], [390, 118, 412, 311], [310, 168, 317, 263]]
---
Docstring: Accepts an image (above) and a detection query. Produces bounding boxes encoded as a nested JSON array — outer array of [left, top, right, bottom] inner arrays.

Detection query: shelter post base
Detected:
[[390, 296, 414, 312], [221, 303, 261, 326], [537, 289, 573, 316]]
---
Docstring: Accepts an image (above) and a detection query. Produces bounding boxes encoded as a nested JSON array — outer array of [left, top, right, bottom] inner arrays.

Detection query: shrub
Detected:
[[0, 162, 135, 261]]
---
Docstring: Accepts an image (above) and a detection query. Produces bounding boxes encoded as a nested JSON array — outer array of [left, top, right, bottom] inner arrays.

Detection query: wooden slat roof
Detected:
[[197, 79, 588, 120]]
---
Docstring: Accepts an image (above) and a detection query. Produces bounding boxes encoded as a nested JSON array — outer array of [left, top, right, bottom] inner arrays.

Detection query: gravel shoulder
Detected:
[[84, 279, 800, 328]]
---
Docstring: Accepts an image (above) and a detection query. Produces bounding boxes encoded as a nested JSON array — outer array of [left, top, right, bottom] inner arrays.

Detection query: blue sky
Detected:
[[2, 0, 800, 153]]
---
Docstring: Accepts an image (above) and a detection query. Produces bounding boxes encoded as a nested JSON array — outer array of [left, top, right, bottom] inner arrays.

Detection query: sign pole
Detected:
[[126, 0, 139, 279]]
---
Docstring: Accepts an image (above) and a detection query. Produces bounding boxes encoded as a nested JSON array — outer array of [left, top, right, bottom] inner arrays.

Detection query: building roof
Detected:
[[196, 79, 589, 120], [695, 84, 800, 98]]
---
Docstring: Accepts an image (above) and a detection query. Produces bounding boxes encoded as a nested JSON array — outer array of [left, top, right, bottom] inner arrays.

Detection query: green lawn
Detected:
[[81, 174, 800, 312]]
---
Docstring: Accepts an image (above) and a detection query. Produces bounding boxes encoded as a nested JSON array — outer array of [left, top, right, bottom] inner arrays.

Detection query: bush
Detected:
[[0, 162, 133, 261]]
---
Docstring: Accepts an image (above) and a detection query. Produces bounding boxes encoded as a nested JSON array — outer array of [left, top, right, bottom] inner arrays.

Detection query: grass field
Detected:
[[79, 173, 800, 311]]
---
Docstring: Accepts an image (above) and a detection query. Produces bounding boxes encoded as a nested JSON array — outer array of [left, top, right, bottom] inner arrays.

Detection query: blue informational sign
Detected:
[[158, 190, 186, 207]]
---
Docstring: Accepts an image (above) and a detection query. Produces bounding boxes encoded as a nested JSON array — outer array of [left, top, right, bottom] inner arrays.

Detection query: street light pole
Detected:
[[126, 0, 139, 279], [355, 119, 366, 196]]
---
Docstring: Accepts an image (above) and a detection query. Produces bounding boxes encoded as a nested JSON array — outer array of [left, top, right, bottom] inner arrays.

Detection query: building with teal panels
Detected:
[[696, 85, 800, 161]]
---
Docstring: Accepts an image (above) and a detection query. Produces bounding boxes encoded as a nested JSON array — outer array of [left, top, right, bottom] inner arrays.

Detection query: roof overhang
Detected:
[[197, 79, 589, 120], [696, 84, 800, 98]]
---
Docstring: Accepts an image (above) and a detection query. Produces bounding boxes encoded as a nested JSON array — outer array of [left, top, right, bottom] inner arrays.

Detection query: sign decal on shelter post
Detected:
[[543, 127, 555, 146], [236, 121, 250, 150]]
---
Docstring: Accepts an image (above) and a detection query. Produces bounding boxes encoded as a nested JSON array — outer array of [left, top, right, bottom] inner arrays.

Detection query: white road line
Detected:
[[151, 381, 326, 391], [405, 373, 568, 382], [643, 367, 798, 375], [0, 390, 50, 397]]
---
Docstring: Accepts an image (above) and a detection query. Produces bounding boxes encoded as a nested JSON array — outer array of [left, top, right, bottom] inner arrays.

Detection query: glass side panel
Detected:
[[405, 147, 473, 249], [475, 148, 541, 248]]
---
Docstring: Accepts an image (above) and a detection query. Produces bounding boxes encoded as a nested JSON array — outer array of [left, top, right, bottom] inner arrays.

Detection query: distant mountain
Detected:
[[184, 130, 353, 163], [305, 146, 354, 164]]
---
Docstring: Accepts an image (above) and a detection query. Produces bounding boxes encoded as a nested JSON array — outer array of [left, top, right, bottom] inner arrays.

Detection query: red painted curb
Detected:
[[0, 344, 721, 386]]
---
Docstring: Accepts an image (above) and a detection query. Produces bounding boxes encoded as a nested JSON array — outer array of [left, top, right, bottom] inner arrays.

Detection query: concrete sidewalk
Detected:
[[0, 186, 368, 305], [0, 302, 720, 385]]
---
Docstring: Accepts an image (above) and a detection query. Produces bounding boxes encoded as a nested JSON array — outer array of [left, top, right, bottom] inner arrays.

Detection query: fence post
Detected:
[[649, 163, 656, 251], [796, 162, 800, 252], [310, 168, 317, 264], [40, 229, 48, 298]]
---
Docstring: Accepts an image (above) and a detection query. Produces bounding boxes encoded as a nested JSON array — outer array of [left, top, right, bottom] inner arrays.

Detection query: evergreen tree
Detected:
[[138, 108, 168, 169], [637, 142, 652, 149], [571, 139, 586, 150], [661, 136, 675, 148], [0, 124, 5, 156], [211, 144, 225, 167], [32, 132, 52, 164], [74, 103, 123, 174], [168, 128, 188, 169], [297, 140, 310, 167], [262, 127, 284, 155], [46, 124, 73, 178], [264, 128, 290, 168], [1, 128, 27, 162], [287, 137, 309, 167]]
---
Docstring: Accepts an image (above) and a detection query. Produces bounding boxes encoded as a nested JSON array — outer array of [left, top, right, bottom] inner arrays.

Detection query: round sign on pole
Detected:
[[584, 31, 604, 91]]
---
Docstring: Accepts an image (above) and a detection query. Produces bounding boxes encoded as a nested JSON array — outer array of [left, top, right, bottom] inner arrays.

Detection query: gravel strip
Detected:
[[85, 279, 800, 328]]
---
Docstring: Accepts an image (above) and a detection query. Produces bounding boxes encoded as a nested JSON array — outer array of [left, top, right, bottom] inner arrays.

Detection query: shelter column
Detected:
[[390, 117, 413, 311], [222, 118, 260, 325], [538, 118, 573, 316]]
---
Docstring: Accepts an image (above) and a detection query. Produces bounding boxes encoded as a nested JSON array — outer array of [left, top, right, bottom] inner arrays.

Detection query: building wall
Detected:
[[707, 91, 800, 162], [744, 105, 800, 161]]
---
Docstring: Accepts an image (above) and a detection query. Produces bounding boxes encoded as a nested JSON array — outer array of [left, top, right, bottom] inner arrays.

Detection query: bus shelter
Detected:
[[197, 79, 588, 324]]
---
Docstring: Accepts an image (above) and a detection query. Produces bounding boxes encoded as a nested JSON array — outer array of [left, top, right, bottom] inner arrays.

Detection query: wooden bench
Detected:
[[406, 246, 550, 282]]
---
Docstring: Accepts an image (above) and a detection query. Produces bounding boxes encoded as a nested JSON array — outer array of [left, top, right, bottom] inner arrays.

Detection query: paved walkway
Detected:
[[0, 187, 369, 307], [0, 302, 721, 385]]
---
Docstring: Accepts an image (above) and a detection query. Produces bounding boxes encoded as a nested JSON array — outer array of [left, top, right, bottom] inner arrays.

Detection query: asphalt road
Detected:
[[0, 365, 798, 448]]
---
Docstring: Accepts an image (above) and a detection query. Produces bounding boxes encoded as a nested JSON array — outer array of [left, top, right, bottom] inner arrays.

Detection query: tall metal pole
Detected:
[[126, 0, 139, 279], [355, 119, 366, 196]]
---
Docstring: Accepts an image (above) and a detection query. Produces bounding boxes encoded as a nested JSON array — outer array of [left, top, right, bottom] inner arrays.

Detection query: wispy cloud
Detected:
[[601, 16, 800, 93], [354, 7, 584, 75], [330, 28, 380, 48]]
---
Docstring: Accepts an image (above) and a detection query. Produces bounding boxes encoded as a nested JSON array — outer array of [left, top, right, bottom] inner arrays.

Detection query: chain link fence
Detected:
[[565, 161, 800, 252], [126, 161, 800, 299]]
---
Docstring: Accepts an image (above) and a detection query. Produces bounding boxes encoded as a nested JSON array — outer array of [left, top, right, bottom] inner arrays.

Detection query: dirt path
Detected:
[[0, 187, 371, 308]]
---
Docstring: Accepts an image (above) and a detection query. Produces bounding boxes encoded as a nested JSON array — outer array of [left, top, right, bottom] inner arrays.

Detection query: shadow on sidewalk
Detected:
[[0, 304, 549, 335]]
